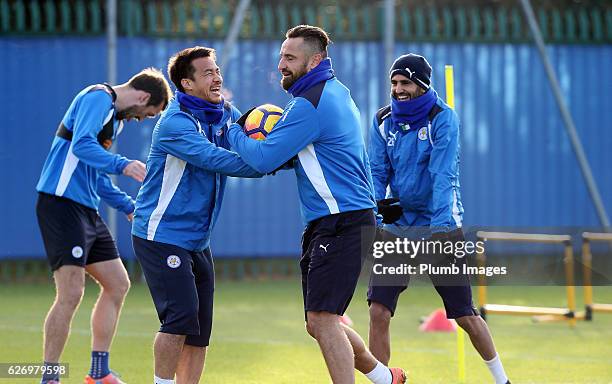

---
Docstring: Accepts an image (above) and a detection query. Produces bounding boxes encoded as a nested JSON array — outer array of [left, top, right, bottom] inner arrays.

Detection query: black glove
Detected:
[[267, 156, 297, 175], [427, 229, 464, 264], [429, 228, 463, 243], [374, 226, 397, 242], [235, 106, 256, 129], [429, 231, 451, 242], [376, 198, 403, 224]]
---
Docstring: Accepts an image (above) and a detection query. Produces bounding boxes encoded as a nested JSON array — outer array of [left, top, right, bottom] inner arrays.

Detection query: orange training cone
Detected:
[[419, 308, 457, 332]]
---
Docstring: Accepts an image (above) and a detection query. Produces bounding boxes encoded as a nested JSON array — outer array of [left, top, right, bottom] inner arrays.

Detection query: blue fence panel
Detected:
[[1, 37, 610, 260]]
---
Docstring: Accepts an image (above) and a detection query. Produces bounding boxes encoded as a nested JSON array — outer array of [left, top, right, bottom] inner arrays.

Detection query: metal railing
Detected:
[[1, 0, 610, 43]]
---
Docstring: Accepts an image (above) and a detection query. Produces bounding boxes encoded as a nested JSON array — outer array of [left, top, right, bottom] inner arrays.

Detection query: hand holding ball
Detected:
[[240, 104, 284, 141]]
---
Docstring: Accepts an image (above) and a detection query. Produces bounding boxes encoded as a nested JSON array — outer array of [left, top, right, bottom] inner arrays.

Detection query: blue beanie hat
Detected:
[[389, 53, 432, 90]]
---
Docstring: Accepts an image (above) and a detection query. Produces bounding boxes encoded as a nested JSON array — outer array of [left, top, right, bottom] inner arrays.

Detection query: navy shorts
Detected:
[[301, 208, 376, 317], [36, 192, 120, 271], [367, 228, 478, 319], [132, 236, 214, 347]]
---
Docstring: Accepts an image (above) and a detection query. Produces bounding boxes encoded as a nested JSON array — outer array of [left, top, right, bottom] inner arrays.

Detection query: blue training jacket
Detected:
[[36, 85, 135, 214], [132, 97, 262, 252], [368, 96, 464, 231], [227, 76, 376, 225]]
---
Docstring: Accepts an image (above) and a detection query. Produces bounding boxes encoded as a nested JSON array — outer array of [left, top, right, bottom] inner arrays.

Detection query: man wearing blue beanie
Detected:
[[367, 53, 511, 384]]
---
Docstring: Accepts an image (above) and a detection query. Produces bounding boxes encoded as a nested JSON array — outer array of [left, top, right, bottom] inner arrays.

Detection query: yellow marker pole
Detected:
[[582, 238, 593, 310], [445, 64, 466, 383], [445, 65, 455, 110]]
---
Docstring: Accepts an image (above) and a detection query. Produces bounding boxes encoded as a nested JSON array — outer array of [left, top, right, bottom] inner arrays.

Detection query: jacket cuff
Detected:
[[116, 157, 131, 174], [120, 199, 136, 215]]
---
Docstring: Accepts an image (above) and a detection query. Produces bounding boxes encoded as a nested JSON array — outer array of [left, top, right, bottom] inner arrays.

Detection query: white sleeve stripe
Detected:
[[298, 144, 339, 215], [54, 145, 80, 196], [103, 109, 114, 125], [147, 154, 187, 240], [452, 188, 462, 227], [378, 122, 386, 140]]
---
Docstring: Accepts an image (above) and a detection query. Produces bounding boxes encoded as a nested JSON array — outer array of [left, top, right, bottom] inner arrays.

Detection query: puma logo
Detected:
[[319, 244, 330, 252], [387, 131, 398, 147]]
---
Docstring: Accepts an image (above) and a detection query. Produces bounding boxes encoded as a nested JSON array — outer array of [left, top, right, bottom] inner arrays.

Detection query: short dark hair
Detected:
[[167, 46, 216, 92], [285, 25, 331, 57], [127, 67, 172, 109]]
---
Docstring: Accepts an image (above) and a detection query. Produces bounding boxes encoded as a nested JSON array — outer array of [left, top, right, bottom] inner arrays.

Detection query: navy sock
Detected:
[[41, 361, 60, 383], [89, 351, 110, 379]]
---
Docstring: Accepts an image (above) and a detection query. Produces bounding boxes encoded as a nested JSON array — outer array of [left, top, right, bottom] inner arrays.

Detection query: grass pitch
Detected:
[[1, 279, 611, 383]]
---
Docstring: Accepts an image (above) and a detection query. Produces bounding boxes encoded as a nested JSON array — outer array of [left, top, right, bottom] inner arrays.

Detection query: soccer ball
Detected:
[[243, 104, 284, 140]]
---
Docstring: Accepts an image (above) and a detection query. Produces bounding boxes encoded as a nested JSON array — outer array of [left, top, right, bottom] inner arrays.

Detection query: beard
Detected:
[[280, 64, 308, 91], [392, 88, 425, 101], [115, 105, 138, 121]]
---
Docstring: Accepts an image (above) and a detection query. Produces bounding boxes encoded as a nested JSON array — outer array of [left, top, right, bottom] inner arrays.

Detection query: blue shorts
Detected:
[[132, 236, 214, 347], [301, 208, 376, 317], [367, 228, 478, 319], [36, 192, 119, 271]]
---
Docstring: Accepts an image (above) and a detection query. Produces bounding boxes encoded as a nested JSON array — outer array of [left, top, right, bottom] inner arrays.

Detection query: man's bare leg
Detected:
[[340, 323, 378, 373], [368, 302, 392, 365], [456, 315, 509, 383], [85, 259, 130, 351], [154, 333, 186, 381], [43, 266, 85, 362], [306, 311, 355, 384], [455, 315, 496, 360], [175, 345, 207, 384]]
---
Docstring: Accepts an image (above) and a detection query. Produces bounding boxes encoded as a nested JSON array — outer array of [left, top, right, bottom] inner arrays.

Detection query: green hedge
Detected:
[[1, 0, 610, 43]]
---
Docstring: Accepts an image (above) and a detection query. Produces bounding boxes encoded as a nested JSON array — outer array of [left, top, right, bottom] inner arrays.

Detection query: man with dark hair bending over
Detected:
[[36, 68, 171, 384]]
